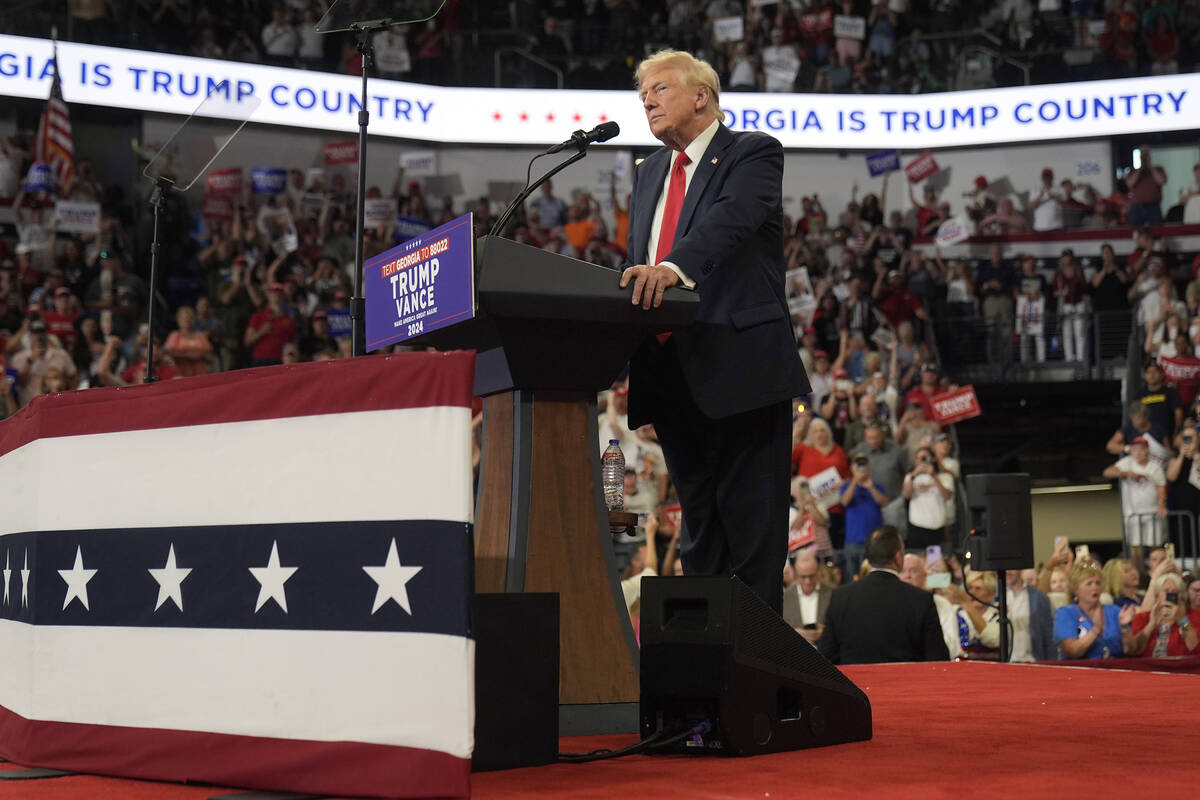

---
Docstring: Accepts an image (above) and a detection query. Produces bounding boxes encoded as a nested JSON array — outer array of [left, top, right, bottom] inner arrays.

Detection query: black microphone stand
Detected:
[[490, 148, 588, 238], [347, 19, 392, 358], [143, 176, 171, 383]]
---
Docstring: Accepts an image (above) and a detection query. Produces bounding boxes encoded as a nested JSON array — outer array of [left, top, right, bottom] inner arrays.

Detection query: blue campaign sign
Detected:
[[394, 215, 432, 243], [865, 149, 900, 176], [365, 212, 475, 351], [23, 162, 57, 194], [251, 168, 287, 194]]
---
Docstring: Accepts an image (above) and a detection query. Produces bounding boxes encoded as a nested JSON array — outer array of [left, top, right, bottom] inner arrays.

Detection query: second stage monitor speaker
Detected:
[[639, 576, 872, 756]]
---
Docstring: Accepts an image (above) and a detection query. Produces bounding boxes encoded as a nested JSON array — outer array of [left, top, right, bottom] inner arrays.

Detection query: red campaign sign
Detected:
[[324, 140, 358, 166], [930, 385, 982, 426], [904, 151, 940, 184], [662, 502, 683, 534], [800, 8, 833, 32], [204, 168, 243, 196], [788, 515, 816, 553], [201, 193, 235, 221], [1160, 355, 1200, 404]]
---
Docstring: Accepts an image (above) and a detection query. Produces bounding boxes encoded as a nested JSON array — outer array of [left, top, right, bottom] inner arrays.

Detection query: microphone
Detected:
[[488, 122, 618, 237], [546, 121, 620, 154]]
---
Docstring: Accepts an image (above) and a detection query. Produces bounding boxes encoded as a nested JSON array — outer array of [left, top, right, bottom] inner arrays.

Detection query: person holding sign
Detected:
[[619, 50, 810, 613]]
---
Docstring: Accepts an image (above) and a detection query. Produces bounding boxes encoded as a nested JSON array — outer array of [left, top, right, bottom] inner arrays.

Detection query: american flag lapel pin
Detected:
[[711, 157, 719, 165]]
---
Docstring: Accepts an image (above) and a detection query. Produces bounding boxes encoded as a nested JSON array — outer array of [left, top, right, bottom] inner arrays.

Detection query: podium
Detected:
[[419, 236, 698, 734]]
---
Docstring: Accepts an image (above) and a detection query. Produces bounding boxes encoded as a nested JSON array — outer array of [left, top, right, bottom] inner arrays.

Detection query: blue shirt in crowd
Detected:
[[1053, 603, 1123, 659], [841, 481, 885, 545]]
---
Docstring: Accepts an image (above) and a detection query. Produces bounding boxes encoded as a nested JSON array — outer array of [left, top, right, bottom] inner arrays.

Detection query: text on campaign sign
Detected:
[[365, 212, 475, 351]]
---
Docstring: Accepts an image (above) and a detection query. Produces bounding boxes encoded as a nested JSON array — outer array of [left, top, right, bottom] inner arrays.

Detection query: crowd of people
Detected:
[[3, 1, 1199, 671], [40, 0, 1200, 95], [780, 148, 1200, 373], [620, 517, 1200, 663]]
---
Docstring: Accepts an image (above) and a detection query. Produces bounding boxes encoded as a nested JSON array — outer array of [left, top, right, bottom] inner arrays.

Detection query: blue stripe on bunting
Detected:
[[0, 520, 472, 636]]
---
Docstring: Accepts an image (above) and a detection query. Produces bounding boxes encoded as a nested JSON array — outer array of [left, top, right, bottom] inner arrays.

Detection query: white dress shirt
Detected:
[[645, 118, 721, 289], [799, 586, 819, 626], [1006, 584, 1033, 663]]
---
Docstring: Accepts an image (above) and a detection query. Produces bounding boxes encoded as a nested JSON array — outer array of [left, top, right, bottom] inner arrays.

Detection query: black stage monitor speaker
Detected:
[[472, 593, 559, 772], [639, 576, 871, 756], [966, 473, 1033, 572]]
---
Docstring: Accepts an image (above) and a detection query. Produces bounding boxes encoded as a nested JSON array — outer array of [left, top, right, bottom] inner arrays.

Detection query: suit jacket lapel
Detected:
[[673, 124, 733, 245], [631, 150, 670, 264]]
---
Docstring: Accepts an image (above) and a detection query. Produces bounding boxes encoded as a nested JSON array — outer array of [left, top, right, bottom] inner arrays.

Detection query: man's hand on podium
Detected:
[[621, 263, 680, 310]]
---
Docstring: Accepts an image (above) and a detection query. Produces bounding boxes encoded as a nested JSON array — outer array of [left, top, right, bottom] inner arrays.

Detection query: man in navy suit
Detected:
[[819, 526, 950, 664], [618, 50, 809, 613]]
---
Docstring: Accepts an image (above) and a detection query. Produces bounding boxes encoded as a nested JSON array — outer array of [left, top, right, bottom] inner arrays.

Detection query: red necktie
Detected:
[[655, 151, 691, 265], [654, 152, 690, 344]]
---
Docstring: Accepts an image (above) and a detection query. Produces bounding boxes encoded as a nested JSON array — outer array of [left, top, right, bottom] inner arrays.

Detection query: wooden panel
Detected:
[[475, 393, 514, 594], [523, 393, 639, 705]]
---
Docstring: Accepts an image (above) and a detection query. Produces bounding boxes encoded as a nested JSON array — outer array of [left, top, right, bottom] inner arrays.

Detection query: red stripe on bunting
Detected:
[[0, 703, 470, 800], [0, 351, 477, 459]]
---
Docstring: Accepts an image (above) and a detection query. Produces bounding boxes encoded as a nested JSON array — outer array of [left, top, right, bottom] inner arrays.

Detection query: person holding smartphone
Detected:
[[901, 446, 954, 551], [1126, 572, 1200, 657], [838, 455, 888, 579], [1167, 423, 1200, 551]]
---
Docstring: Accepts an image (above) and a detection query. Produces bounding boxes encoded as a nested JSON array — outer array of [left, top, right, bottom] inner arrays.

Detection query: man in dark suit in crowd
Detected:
[[618, 50, 810, 614], [819, 526, 950, 664]]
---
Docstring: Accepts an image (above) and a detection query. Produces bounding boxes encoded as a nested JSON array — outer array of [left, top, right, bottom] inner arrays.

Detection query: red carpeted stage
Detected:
[[1, 660, 1196, 799]]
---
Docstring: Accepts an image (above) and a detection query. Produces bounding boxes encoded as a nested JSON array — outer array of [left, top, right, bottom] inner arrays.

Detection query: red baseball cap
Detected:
[[54, 287, 71, 297]]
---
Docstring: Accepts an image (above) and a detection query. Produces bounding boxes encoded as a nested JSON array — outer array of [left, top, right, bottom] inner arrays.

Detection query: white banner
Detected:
[[936, 214, 973, 246], [52, 200, 101, 234], [400, 149, 436, 177], [713, 16, 745, 43], [364, 197, 397, 227], [834, 15, 866, 40], [1, 35, 1198, 150], [807, 466, 845, 512]]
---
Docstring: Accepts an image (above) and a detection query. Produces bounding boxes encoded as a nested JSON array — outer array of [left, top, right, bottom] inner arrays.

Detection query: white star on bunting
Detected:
[[2, 551, 10, 605], [362, 538, 422, 615], [148, 544, 192, 612], [249, 540, 298, 613], [58, 546, 98, 611], [20, 550, 30, 608]]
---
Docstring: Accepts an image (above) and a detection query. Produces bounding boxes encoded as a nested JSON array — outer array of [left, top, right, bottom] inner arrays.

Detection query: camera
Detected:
[[1165, 591, 1179, 604]]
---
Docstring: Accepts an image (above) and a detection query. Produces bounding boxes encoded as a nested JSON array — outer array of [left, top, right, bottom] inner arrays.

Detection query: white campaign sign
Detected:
[[1, 34, 1198, 150], [807, 467, 845, 512], [400, 149, 436, 176], [53, 200, 101, 234]]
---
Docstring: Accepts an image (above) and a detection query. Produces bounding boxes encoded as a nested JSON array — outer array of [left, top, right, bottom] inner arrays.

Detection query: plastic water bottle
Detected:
[[601, 439, 625, 511]]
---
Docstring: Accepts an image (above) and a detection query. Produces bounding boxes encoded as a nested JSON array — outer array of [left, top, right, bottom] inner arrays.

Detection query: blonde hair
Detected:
[[804, 417, 833, 447], [1101, 558, 1129, 599], [635, 50, 723, 123], [1068, 562, 1103, 595], [964, 569, 997, 597]]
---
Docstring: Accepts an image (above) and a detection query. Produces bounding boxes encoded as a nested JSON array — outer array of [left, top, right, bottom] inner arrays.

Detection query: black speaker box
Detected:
[[639, 576, 872, 756], [471, 593, 559, 772], [966, 473, 1033, 571]]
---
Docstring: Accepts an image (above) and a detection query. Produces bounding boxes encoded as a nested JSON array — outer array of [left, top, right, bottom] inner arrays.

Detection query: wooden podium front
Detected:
[[420, 236, 698, 735]]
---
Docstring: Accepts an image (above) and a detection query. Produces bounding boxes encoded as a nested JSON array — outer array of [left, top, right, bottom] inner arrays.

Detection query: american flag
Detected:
[[34, 43, 73, 192], [0, 353, 477, 799]]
